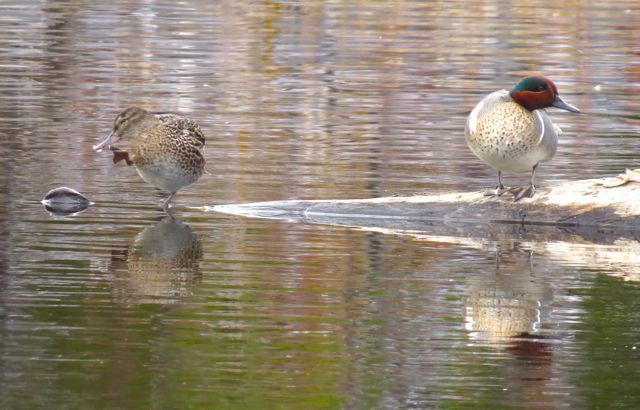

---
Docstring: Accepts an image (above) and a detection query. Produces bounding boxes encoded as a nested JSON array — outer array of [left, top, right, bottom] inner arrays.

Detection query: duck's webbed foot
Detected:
[[483, 184, 512, 197], [162, 193, 176, 210], [110, 147, 133, 166], [513, 184, 536, 201]]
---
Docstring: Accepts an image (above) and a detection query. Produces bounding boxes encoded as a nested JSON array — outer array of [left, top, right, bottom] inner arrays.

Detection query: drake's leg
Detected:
[[514, 164, 538, 201], [484, 170, 510, 196]]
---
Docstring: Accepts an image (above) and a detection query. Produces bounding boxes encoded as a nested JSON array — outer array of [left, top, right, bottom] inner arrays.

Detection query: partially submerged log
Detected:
[[211, 171, 640, 244], [210, 172, 640, 281]]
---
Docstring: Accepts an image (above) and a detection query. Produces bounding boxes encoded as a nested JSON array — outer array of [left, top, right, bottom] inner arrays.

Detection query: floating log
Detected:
[[211, 172, 640, 244], [210, 172, 640, 281]]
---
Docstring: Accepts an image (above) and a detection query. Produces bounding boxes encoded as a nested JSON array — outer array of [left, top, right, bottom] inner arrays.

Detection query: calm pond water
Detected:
[[1, 0, 640, 408]]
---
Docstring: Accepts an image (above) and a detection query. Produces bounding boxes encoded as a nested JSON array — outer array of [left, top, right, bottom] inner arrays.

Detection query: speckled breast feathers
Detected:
[[465, 90, 558, 173]]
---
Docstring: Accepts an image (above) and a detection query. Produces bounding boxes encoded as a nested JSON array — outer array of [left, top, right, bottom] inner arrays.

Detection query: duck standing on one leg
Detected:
[[93, 107, 206, 209], [465, 76, 580, 201]]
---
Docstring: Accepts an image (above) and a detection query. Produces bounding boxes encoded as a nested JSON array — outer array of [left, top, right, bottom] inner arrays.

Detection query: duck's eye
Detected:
[[537, 85, 545, 91]]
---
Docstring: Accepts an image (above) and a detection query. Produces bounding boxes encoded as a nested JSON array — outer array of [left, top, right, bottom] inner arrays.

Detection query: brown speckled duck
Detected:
[[465, 76, 580, 201], [93, 107, 205, 208]]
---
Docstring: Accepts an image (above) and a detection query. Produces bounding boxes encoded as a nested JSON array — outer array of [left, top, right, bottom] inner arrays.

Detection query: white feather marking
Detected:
[[468, 103, 481, 134], [554, 124, 562, 135], [535, 110, 545, 145]]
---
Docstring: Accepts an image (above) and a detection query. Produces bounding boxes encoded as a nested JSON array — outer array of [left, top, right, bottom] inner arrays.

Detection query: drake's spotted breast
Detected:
[[470, 101, 539, 157]]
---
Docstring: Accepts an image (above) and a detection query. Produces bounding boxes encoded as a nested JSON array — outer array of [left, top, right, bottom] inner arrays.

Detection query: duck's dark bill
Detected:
[[552, 95, 580, 113], [93, 130, 117, 152]]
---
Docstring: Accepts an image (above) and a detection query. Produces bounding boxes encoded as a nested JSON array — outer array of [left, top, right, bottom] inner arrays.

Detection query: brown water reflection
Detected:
[[464, 248, 553, 341], [110, 217, 203, 304], [1, 0, 640, 408]]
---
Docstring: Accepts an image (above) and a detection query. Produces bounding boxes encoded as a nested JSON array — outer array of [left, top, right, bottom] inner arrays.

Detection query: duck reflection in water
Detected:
[[111, 216, 203, 304], [464, 245, 554, 348], [462, 244, 557, 400], [465, 245, 553, 342]]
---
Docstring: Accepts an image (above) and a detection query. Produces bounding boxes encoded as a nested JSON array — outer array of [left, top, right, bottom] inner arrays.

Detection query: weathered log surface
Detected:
[[211, 173, 640, 244], [209, 174, 640, 280]]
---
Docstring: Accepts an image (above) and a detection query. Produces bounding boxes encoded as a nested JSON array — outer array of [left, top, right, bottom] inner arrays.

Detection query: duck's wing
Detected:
[[155, 113, 206, 148], [170, 118, 205, 148], [533, 109, 559, 156]]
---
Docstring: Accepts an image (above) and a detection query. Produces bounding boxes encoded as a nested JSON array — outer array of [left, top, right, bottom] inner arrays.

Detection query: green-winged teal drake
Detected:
[[93, 107, 205, 208], [465, 76, 580, 201]]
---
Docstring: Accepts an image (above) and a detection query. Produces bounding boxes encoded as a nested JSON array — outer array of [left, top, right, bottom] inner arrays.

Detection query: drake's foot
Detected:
[[483, 185, 511, 197], [110, 147, 133, 166], [513, 184, 536, 201]]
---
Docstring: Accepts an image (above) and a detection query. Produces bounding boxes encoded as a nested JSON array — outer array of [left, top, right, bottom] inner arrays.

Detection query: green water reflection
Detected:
[[576, 275, 640, 409]]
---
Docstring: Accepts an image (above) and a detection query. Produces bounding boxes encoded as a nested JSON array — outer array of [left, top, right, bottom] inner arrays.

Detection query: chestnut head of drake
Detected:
[[510, 76, 580, 113], [93, 107, 158, 151]]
